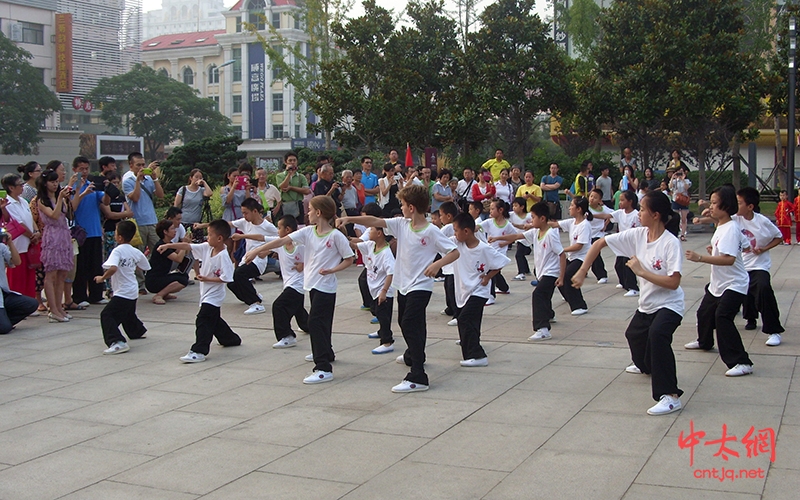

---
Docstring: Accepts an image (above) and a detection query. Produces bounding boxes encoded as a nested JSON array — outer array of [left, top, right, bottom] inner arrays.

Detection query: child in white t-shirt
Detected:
[[550, 196, 593, 315], [609, 190, 641, 296], [587, 189, 614, 284], [509, 197, 533, 280], [438, 202, 459, 325], [480, 199, 517, 305], [270, 214, 309, 349], [355, 221, 395, 355], [95, 220, 151, 354], [158, 220, 241, 363], [684, 185, 754, 377], [452, 213, 510, 366], [246, 196, 354, 385]]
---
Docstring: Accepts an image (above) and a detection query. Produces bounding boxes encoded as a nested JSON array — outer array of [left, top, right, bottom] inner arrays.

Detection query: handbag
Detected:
[[175, 254, 194, 274], [27, 242, 42, 267], [675, 192, 690, 207], [1, 218, 26, 240], [129, 218, 143, 247], [66, 201, 87, 246], [481, 198, 493, 213]]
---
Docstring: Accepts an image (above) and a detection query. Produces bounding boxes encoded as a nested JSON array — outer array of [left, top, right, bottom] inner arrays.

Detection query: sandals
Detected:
[[680, 235, 687, 242], [64, 302, 86, 311], [152, 296, 166, 305], [164, 294, 178, 300]]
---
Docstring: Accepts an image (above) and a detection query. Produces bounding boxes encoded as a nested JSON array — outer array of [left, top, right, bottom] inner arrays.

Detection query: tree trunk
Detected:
[[731, 134, 741, 190], [325, 129, 332, 150], [515, 112, 526, 169], [697, 142, 706, 201], [774, 115, 783, 190], [593, 135, 602, 154]]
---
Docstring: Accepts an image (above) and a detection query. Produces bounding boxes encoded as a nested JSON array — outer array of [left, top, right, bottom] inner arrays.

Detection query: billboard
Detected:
[[55, 13, 73, 93], [248, 43, 266, 139]]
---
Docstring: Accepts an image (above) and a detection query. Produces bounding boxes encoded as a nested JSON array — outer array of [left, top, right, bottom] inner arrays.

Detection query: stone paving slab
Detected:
[[0, 236, 797, 498]]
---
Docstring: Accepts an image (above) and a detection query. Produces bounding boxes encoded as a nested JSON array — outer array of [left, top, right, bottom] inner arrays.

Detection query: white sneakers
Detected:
[[624, 290, 639, 297], [528, 328, 551, 341], [725, 364, 754, 377], [303, 370, 333, 384], [447, 318, 458, 326], [244, 303, 265, 315], [391, 380, 429, 392], [273, 336, 297, 349], [396, 354, 408, 365], [367, 332, 380, 339], [597, 278, 608, 284], [625, 363, 642, 374], [305, 353, 314, 362], [460, 357, 488, 367], [372, 344, 394, 354], [615, 284, 624, 289], [765, 334, 781, 346], [684, 340, 702, 349], [513, 273, 526, 281], [647, 395, 681, 415], [485, 297, 496, 306], [180, 351, 205, 363], [103, 341, 129, 355], [571, 308, 588, 316]]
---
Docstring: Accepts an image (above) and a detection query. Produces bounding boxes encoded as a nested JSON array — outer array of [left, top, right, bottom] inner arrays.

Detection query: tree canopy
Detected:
[[0, 32, 61, 155]]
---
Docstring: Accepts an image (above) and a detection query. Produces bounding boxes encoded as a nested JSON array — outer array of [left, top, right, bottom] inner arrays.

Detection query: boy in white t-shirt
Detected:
[[452, 213, 510, 366], [339, 184, 459, 393], [271, 215, 309, 349], [158, 220, 241, 363], [509, 197, 533, 280], [354, 220, 396, 354], [438, 202, 459, 325], [94, 220, 150, 354]]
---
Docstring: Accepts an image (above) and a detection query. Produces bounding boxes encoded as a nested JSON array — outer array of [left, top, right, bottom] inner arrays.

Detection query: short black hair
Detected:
[[361, 202, 382, 217], [712, 184, 738, 215], [453, 212, 476, 232], [530, 201, 550, 219], [279, 214, 298, 231], [470, 200, 484, 213], [98, 156, 115, 168], [127, 152, 143, 163], [72, 156, 90, 168], [208, 219, 231, 239], [238, 163, 254, 175], [116, 220, 137, 242], [165, 207, 182, 219], [284, 151, 298, 163], [241, 197, 263, 212], [438, 201, 458, 218], [737, 187, 760, 213], [155, 220, 173, 240]]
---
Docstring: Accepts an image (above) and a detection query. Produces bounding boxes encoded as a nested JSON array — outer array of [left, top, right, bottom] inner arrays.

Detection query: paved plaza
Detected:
[[0, 233, 798, 499]]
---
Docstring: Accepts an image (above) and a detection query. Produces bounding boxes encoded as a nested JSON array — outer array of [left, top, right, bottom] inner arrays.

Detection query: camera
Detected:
[[0, 228, 8, 244], [142, 168, 153, 175], [235, 175, 250, 190], [394, 173, 402, 181]]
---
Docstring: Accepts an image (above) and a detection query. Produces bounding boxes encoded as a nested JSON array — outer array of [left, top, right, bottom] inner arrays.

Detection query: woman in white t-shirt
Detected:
[[684, 185, 753, 377], [573, 191, 685, 416], [609, 190, 640, 296], [586, 189, 614, 284], [549, 196, 593, 315]]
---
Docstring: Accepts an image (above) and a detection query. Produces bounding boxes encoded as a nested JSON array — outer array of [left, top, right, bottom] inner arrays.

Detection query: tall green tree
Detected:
[[0, 33, 61, 155], [87, 64, 232, 160], [158, 135, 245, 194]]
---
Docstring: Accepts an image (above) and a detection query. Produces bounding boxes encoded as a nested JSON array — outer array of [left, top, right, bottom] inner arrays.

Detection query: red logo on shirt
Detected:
[[651, 258, 663, 271], [325, 241, 332, 248], [420, 237, 428, 246], [476, 262, 486, 273], [213, 268, 222, 277]]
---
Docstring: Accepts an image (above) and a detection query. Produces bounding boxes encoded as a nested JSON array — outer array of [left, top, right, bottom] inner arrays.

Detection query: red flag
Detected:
[[405, 143, 413, 167]]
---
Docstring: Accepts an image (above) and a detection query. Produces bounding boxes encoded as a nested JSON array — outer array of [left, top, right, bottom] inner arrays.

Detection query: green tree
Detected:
[[87, 64, 232, 160], [467, 0, 574, 167], [158, 135, 246, 194], [565, 0, 602, 58], [0, 33, 61, 155]]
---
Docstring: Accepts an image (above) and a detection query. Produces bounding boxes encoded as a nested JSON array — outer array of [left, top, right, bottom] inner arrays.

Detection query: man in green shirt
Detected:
[[482, 149, 511, 182], [275, 151, 311, 219]]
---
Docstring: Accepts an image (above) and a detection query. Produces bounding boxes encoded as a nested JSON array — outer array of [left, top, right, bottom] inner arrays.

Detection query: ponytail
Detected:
[[573, 196, 593, 221], [643, 191, 679, 236]]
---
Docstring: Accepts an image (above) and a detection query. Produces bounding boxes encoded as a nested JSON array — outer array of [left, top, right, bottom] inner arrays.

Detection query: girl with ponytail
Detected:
[[548, 196, 592, 315]]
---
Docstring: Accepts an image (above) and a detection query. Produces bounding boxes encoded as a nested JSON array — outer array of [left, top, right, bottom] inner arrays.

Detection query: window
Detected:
[[248, 0, 266, 30], [295, 124, 301, 138], [232, 48, 242, 82], [208, 64, 219, 84], [294, 13, 301, 30], [272, 46, 283, 79], [272, 12, 280, 28], [233, 95, 242, 113], [272, 92, 283, 111], [232, 126, 243, 138], [183, 67, 194, 85], [272, 125, 284, 139], [236, 16, 242, 32], [158, 67, 169, 78], [211, 96, 219, 111], [21, 22, 44, 45]]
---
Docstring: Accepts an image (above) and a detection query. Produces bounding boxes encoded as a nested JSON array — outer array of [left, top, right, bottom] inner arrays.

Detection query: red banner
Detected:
[[55, 14, 73, 93]]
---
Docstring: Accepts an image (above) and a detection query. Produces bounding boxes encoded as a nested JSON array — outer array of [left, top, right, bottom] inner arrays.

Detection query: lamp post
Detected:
[[788, 15, 796, 192]]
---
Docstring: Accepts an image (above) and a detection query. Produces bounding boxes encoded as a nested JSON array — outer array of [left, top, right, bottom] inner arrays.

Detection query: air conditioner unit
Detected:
[[10, 23, 23, 42]]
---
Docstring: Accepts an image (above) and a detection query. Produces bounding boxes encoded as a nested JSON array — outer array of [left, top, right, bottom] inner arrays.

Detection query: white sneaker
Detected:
[[391, 380, 429, 393], [528, 328, 551, 341], [396, 354, 407, 365], [615, 284, 624, 289], [273, 336, 297, 349], [367, 332, 380, 339], [460, 357, 488, 367], [303, 370, 333, 384], [571, 308, 588, 316], [77, 301, 90, 308], [647, 395, 681, 415], [625, 363, 642, 374], [440, 309, 448, 315], [485, 297, 495, 306], [447, 318, 458, 326], [433, 277, 445, 282], [103, 341, 129, 355], [684, 340, 702, 350], [455, 340, 461, 345], [372, 344, 394, 354], [597, 278, 608, 284], [180, 351, 205, 363], [725, 364, 753, 377], [305, 353, 314, 362], [95, 298, 110, 305], [513, 274, 526, 281], [624, 290, 640, 297], [244, 303, 265, 315], [765, 334, 782, 346]]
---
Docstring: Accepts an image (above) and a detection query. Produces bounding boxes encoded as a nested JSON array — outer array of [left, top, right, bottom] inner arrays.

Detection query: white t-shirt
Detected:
[[452, 238, 511, 307], [289, 226, 354, 294], [708, 220, 750, 297], [558, 218, 592, 261], [522, 227, 563, 280], [231, 218, 279, 253], [276, 243, 305, 293], [605, 227, 685, 316], [357, 241, 395, 299], [103, 244, 150, 301], [457, 178, 475, 202], [480, 218, 518, 251], [440, 223, 456, 275], [733, 213, 782, 272], [509, 212, 532, 247], [171, 223, 186, 244], [610, 209, 640, 233], [588, 205, 613, 238], [5, 196, 35, 253], [384, 217, 457, 294], [191, 243, 234, 307]]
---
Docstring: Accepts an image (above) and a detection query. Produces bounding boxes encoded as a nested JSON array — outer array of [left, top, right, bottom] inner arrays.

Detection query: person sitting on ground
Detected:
[[145, 220, 189, 305]]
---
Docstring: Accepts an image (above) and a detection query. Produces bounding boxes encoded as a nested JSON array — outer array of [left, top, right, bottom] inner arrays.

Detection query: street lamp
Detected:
[[788, 15, 796, 192]]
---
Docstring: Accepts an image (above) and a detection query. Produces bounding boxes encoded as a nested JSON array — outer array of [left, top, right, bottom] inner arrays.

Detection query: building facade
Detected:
[[143, 0, 226, 40]]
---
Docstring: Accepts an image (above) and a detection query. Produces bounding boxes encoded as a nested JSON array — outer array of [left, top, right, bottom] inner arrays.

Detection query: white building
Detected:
[[143, 0, 226, 40]]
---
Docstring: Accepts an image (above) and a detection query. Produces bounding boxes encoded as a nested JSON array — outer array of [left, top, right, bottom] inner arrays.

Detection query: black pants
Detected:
[[308, 289, 336, 373], [614, 256, 639, 291], [100, 296, 147, 346], [73, 236, 104, 303], [625, 308, 684, 401], [358, 268, 371, 309], [227, 262, 262, 305], [696, 287, 753, 368], [0, 292, 38, 334], [192, 303, 241, 355], [515, 243, 531, 275], [491, 272, 509, 297], [272, 287, 309, 341], [558, 259, 587, 311], [456, 295, 488, 360], [742, 270, 784, 335], [532, 275, 558, 331], [397, 291, 432, 385], [374, 296, 394, 345], [444, 274, 457, 318], [590, 237, 607, 280]]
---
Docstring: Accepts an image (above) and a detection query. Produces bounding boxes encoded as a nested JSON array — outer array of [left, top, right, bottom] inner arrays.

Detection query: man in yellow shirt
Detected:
[[515, 170, 543, 211], [482, 149, 511, 182]]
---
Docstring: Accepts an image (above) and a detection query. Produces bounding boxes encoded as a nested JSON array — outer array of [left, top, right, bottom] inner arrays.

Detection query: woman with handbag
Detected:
[[1, 174, 40, 301], [471, 169, 496, 220], [669, 166, 692, 241], [36, 170, 74, 322]]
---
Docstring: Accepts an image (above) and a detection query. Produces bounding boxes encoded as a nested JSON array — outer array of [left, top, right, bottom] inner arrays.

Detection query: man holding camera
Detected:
[[276, 151, 311, 220], [123, 152, 163, 293], [70, 156, 109, 307]]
